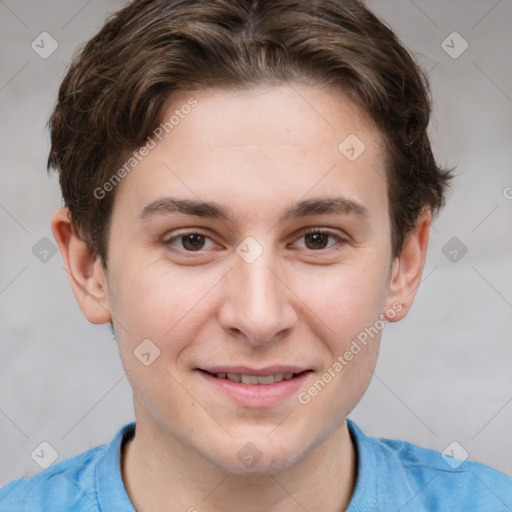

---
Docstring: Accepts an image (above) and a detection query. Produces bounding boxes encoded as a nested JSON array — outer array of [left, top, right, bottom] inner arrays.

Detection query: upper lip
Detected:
[[198, 365, 312, 376]]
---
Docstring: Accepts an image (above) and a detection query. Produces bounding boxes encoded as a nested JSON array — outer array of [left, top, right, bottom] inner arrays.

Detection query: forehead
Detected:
[[114, 84, 388, 223], [167, 84, 382, 154]]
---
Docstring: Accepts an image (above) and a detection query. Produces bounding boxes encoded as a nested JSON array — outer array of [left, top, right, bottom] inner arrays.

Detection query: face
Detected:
[[95, 85, 403, 473]]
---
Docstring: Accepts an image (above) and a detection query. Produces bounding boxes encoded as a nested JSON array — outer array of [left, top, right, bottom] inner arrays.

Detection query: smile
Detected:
[[203, 370, 305, 385], [196, 368, 313, 407]]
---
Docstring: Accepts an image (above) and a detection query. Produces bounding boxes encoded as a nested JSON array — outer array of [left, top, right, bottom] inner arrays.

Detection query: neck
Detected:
[[121, 407, 357, 512]]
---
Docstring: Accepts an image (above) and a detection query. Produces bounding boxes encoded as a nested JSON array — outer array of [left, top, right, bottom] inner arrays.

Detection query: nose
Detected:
[[217, 248, 297, 346]]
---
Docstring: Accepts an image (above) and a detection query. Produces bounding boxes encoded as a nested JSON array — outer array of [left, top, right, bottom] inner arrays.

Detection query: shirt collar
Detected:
[[345, 418, 379, 511], [95, 421, 137, 511], [94, 419, 378, 511]]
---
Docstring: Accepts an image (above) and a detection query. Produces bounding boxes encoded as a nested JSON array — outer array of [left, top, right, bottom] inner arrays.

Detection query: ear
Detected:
[[384, 208, 432, 322], [51, 208, 112, 324]]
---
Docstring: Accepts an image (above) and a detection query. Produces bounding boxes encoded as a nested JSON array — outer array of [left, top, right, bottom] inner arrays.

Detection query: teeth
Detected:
[[257, 374, 276, 384], [214, 372, 299, 384], [241, 375, 260, 385]]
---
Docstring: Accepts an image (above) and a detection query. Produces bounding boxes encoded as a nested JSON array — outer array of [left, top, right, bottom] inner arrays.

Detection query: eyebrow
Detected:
[[138, 196, 371, 224]]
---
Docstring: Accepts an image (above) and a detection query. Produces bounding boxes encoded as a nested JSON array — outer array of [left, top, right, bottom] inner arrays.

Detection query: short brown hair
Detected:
[[47, 0, 453, 266]]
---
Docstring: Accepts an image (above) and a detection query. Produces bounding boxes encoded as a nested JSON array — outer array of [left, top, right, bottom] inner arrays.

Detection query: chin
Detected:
[[217, 451, 302, 476], [206, 432, 311, 476]]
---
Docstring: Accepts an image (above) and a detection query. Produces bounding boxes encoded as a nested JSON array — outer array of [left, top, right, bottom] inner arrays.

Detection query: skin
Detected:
[[52, 84, 431, 512]]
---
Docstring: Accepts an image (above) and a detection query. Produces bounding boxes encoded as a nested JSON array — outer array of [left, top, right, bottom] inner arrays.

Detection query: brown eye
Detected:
[[164, 231, 218, 252], [304, 232, 329, 250], [291, 229, 348, 252], [181, 233, 205, 251]]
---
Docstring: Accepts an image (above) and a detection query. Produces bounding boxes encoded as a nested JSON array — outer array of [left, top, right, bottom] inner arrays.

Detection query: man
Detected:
[[1, 0, 510, 510]]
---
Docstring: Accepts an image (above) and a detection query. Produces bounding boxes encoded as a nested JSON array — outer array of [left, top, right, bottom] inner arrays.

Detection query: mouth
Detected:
[[198, 369, 312, 385], [195, 366, 313, 407]]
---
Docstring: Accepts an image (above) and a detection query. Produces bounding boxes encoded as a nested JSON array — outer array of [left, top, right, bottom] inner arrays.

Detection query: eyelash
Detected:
[[162, 228, 348, 254]]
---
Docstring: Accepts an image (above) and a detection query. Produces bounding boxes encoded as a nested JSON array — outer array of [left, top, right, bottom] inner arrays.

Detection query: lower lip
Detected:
[[197, 370, 311, 408]]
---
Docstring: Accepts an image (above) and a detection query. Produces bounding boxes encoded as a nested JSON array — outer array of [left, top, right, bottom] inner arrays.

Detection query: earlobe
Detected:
[[51, 208, 112, 324], [384, 208, 432, 322]]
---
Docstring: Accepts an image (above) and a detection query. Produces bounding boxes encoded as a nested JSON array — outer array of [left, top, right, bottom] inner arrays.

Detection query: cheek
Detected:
[[108, 260, 222, 351], [294, 265, 385, 424], [288, 252, 388, 405], [293, 255, 390, 341], [107, 265, 202, 416]]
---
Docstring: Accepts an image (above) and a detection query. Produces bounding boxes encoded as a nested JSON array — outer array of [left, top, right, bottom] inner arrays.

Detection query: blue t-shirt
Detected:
[[1, 419, 511, 511]]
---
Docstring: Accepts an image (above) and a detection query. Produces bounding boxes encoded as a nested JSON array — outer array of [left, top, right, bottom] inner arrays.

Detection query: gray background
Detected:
[[0, 0, 511, 486]]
